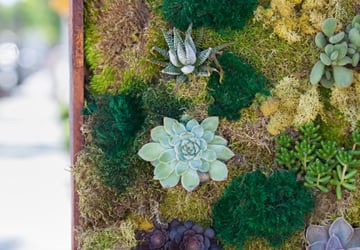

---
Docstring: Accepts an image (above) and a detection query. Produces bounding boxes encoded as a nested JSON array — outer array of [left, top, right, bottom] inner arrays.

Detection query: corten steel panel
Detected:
[[69, 0, 84, 249]]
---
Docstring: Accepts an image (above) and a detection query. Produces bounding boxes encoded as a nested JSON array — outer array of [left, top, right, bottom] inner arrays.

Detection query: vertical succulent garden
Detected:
[[73, 0, 360, 249]]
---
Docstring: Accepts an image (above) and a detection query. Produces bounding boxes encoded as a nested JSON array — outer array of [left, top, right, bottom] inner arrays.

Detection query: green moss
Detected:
[[142, 86, 191, 126], [213, 170, 315, 249], [203, 22, 319, 83], [80, 220, 138, 250], [159, 188, 213, 227], [160, 0, 259, 31], [84, 0, 151, 94], [88, 93, 145, 193], [207, 52, 269, 121]]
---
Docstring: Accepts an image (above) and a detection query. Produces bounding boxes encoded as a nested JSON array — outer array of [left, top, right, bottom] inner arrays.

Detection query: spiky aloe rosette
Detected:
[[151, 24, 230, 91], [138, 116, 234, 192]]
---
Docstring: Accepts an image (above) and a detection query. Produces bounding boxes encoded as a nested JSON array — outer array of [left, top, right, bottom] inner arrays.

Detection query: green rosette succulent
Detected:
[[138, 116, 234, 192]]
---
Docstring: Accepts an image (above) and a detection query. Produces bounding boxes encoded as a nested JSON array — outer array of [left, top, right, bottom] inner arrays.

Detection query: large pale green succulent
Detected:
[[151, 24, 230, 91], [138, 116, 234, 192]]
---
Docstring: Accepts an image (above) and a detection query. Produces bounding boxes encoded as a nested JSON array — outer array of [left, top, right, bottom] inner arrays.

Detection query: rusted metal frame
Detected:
[[69, 0, 84, 249]]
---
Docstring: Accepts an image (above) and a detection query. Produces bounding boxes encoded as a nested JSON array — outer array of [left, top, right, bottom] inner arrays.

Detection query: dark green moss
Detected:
[[142, 86, 191, 126], [160, 0, 259, 31], [212, 170, 315, 249], [207, 52, 269, 121], [88, 93, 145, 193]]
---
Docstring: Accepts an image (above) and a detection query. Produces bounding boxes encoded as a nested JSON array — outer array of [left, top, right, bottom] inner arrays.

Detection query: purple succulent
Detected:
[[306, 217, 360, 250], [133, 219, 222, 250], [168, 220, 222, 250], [133, 220, 169, 250]]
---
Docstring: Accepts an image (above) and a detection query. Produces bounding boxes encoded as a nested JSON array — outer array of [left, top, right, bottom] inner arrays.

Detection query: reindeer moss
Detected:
[[160, 0, 259, 31], [207, 52, 269, 121]]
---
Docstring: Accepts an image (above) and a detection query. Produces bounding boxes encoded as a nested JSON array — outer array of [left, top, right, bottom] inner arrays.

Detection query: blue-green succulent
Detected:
[[310, 17, 360, 88], [138, 116, 234, 192]]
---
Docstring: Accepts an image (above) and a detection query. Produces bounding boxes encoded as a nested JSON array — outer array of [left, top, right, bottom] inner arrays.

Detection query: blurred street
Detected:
[[0, 65, 71, 250]]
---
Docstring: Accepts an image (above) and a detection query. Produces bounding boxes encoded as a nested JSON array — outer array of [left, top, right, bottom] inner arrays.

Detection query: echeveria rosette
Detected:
[[138, 116, 234, 192], [306, 217, 360, 250]]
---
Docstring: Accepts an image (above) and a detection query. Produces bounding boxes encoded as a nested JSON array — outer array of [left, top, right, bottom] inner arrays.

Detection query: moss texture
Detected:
[[84, 0, 151, 94], [207, 52, 269, 121], [160, 0, 259, 31], [77, 0, 360, 249], [212, 170, 315, 249]]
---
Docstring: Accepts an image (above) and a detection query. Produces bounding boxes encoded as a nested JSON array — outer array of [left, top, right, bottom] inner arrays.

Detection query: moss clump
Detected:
[[84, 0, 151, 94], [264, 76, 323, 135], [207, 52, 269, 121], [253, 0, 346, 43], [73, 147, 127, 228], [159, 188, 213, 227], [142, 86, 191, 126], [329, 72, 360, 130], [79, 219, 138, 250], [88, 93, 145, 193], [213, 170, 315, 249], [160, 0, 259, 31]]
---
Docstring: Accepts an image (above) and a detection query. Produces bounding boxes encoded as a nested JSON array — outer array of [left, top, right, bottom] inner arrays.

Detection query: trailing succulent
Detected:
[[151, 23, 230, 91], [275, 122, 360, 199], [133, 219, 222, 250], [306, 217, 360, 250], [310, 16, 360, 88], [212, 170, 315, 249], [138, 116, 234, 192]]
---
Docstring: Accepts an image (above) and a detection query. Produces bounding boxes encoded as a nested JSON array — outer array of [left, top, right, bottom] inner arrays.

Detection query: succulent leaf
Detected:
[[209, 160, 228, 181], [310, 61, 325, 85], [322, 18, 337, 37], [181, 168, 200, 191], [326, 235, 344, 249], [138, 143, 165, 161], [329, 217, 354, 247], [154, 162, 175, 180], [352, 53, 360, 66], [320, 53, 331, 66], [162, 64, 182, 75], [207, 144, 235, 160], [306, 225, 329, 245], [185, 41, 197, 65], [315, 32, 327, 48], [349, 28, 360, 47], [160, 171, 181, 188], [333, 66, 353, 87], [200, 116, 219, 132], [329, 32, 345, 44]]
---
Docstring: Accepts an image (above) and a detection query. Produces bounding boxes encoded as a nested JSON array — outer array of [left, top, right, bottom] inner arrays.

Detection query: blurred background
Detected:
[[0, 0, 71, 249]]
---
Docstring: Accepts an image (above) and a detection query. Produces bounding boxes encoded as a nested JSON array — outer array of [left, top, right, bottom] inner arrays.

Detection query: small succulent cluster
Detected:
[[310, 16, 360, 88], [151, 24, 230, 91], [133, 219, 221, 250], [275, 123, 360, 199], [138, 116, 234, 192], [306, 217, 360, 250]]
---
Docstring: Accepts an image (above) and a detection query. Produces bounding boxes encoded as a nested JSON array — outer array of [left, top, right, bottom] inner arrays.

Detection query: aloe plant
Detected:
[[310, 17, 360, 88], [138, 116, 234, 192], [306, 217, 360, 250], [151, 23, 231, 92]]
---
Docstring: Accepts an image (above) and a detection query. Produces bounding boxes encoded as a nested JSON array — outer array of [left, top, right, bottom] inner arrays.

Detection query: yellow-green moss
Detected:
[[79, 219, 138, 250], [253, 0, 357, 44], [84, 0, 151, 94], [264, 76, 323, 135]]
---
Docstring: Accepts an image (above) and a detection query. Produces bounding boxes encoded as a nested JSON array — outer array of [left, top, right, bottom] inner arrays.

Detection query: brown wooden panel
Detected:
[[70, 0, 84, 249]]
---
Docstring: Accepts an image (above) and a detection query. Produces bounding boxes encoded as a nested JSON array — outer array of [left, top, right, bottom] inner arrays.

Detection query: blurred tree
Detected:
[[0, 0, 61, 44]]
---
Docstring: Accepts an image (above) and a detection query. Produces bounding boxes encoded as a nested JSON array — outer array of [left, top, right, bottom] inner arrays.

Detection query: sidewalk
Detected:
[[0, 69, 71, 250]]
